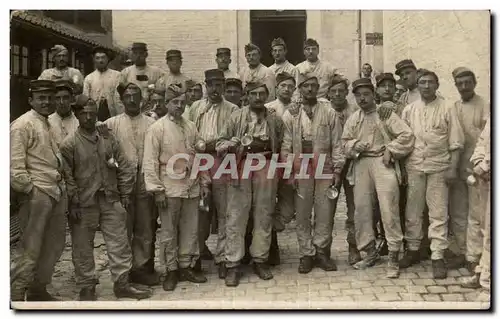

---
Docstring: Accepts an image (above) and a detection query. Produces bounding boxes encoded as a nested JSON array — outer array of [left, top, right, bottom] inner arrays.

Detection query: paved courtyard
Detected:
[[11, 193, 490, 309]]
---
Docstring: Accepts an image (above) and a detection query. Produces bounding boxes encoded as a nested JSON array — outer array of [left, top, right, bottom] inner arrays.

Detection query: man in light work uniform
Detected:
[[103, 82, 159, 286], [326, 76, 361, 265], [239, 43, 276, 102], [39, 45, 84, 92], [120, 42, 164, 103], [143, 85, 210, 292], [49, 79, 79, 147], [156, 49, 192, 92], [145, 86, 168, 121], [342, 78, 415, 278], [395, 59, 420, 106], [447, 67, 490, 271], [376, 73, 405, 116], [10, 80, 67, 301], [60, 95, 152, 301], [83, 46, 124, 122], [400, 69, 464, 279], [295, 39, 343, 99], [225, 78, 244, 107], [216, 81, 283, 287], [269, 38, 298, 79], [183, 80, 204, 118], [281, 73, 344, 274], [216, 48, 239, 79]]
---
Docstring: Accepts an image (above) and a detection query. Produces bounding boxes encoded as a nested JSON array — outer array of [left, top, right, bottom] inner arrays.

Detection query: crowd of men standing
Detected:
[[10, 36, 490, 302]]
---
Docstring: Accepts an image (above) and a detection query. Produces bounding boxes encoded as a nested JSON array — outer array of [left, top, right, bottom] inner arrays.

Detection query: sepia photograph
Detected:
[[9, 8, 491, 310]]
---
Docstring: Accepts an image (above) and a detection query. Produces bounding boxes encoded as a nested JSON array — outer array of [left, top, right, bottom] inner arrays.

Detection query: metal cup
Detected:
[[326, 185, 339, 200], [195, 139, 206, 152], [467, 175, 478, 186], [199, 197, 209, 212], [241, 134, 253, 147], [107, 157, 119, 168]]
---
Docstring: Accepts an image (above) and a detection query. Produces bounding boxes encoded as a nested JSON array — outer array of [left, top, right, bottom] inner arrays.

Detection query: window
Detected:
[[11, 45, 19, 75], [11, 45, 29, 76], [22, 47, 29, 76]]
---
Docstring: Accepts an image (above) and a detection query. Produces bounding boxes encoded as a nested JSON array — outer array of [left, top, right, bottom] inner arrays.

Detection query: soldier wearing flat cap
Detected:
[[49, 79, 79, 147], [120, 42, 165, 103], [84, 46, 124, 121], [239, 43, 276, 102], [394, 59, 419, 106], [447, 66, 490, 273], [375, 72, 405, 117], [269, 38, 298, 79], [342, 77, 414, 278], [10, 80, 67, 301], [216, 48, 238, 79], [295, 38, 344, 99], [224, 78, 243, 107], [156, 49, 192, 94], [39, 44, 84, 90], [215, 81, 282, 287]]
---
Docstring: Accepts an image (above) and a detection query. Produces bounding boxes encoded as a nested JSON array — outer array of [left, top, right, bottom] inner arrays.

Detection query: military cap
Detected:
[[351, 77, 374, 93], [185, 79, 202, 90], [297, 72, 318, 87], [54, 79, 74, 93], [225, 78, 243, 90], [92, 46, 115, 60], [375, 73, 396, 87], [276, 72, 296, 86], [131, 42, 147, 51], [395, 59, 416, 76], [29, 80, 56, 93], [72, 94, 97, 112], [303, 38, 319, 48], [244, 43, 261, 54], [416, 68, 439, 84], [204, 69, 225, 82], [50, 44, 68, 55], [216, 48, 231, 56], [166, 49, 182, 59], [151, 86, 166, 97], [329, 75, 350, 90], [166, 83, 186, 102], [271, 38, 287, 49], [245, 81, 268, 95], [117, 82, 141, 97], [452, 66, 475, 79]]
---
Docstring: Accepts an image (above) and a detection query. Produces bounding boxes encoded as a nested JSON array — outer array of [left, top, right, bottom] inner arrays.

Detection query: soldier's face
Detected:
[[224, 85, 242, 106], [55, 89, 73, 117], [167, 94, 187, 119], [299, 79, 319, 99], [455, 74, 476, 101], [187, 85, 203, 104], [377, 80, 396, 102], [54, 51, 69, 68], [272, 45, 286, 63], [418, 74, 439, 100], [30, 91, 56, 117], [94, 52, 109, 70], [276, 79, 295, 100], [354, 87, 375, 109], [167, 57, 182, 73], [131, 50, 147, 66], [122, 86, 142, 115], [362, 64, 373, 76], [327, 83, 348, 106], [248, 87, 268, 108], [304, 46, 319, 62], [151, 93, 167, 117], [206, 79, 224, 101], [216, 54, 231, 70], [400, 67, 417, 88], [245, 50, 261, 67], [76, 106, 98, 131]]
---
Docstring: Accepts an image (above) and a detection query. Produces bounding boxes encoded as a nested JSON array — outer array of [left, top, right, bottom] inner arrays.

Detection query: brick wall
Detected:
[[383, 10, 490, 101]]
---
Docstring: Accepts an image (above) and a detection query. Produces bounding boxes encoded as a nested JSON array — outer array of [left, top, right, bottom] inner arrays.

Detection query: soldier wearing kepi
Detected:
[[281, 73, 345, 274], [342, 78, 414, 278], [39, 45, 84, 91], [103, 82, 159, 286], [60, 95, 152, 301], [216, 48, 239, 79], [49, 79, 79, 147], [447, 67, 490, 271], [400, 69, 464, 279], [269, 38, 298, 79], [143, 85, 211, 292], [224, 78, 244, 107], [10, 80, 67, 301], [216, 81, 283, 287], [156, 49, 192, 92], [239, 43, 276, 102], [188, 69, 238, 278], [376, 73, 405, 116], [395, 59, 420, 106]]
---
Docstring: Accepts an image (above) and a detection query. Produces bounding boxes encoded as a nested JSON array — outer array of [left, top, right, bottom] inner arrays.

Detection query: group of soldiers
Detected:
[[10, 36, 490, 302]]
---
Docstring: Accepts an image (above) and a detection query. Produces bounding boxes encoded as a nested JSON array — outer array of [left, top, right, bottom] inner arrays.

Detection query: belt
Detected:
[[358, 153, 384, 159]]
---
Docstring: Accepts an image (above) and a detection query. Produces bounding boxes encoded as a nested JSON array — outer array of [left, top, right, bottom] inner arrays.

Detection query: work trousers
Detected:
[[127, 193, 156, 270], [479, 184, 490, 290]]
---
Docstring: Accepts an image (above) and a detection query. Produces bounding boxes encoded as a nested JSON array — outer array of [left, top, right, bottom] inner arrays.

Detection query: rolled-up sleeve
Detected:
[[143, 124, 165, 194], [10, 125, 33, 193], [447, 103, 465, 152], [386, 113, 415, 159], [470, 117, 490, 171]]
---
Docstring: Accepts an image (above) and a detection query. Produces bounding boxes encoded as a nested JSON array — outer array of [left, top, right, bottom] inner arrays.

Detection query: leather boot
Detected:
[[78, 286, 97, 301], [253, 262, 273, 280], [225, 266, 241, 287], [348, 244, 362, 265], [26, 285, 60, 301], [298, 256, 314, 274], [129, 269, 160, 286], [399, 250, 420, 269], [113, 273, 152, 300], [162, 270, 178, 291], [446, 253, 466, 270], [386, 251, 400, 279], [353, 241, 380, 270], [315, 248, 337, 271], [268, 229, 281, 266], [432, 259, 447, 279], [218, 262, 228, 279], [179, 268, 207, 283], [460, 273, 481, 289]]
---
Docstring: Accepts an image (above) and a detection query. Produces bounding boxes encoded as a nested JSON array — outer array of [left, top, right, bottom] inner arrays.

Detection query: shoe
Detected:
[[193, 259, 202, 272], [179, 268, 207, 283], [419, 245, 431, 260], [26, 286, 60, 301], [218, 263, 228, 279], [446, 253, 466, 270], [129, 269, 160, 286], [315, 252, 337, 271], [225, 267, 241, 287], [348, 245, 362, 265], [298, 256, 314, 274], [353, 243, 379, 270], [162, 270, 179, 291], [78, 286, 97, 301], [467, 261, 479, 275], [460, 273, 481, 289], [253, 262, 273, 280], [114, 273, 152, 300], [432, 259, 447, 279], [386, 251, 400, 278], [201, 245, 214, 261], [399, 250, 420, 269]]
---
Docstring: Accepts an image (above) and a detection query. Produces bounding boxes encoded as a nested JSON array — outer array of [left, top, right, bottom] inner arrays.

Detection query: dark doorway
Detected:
[[250, 10, 307, 67]]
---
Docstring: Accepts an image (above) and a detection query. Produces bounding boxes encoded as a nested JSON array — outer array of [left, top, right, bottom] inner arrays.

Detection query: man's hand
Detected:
[[377, 102, 394, 120], [444, 167, 458, 184], [154, 192, 167, 209], [332, 172, 342, 188], [96, 121, 110, 136], [68, 206, 82, 224], [120, 196, 130, 210], [354, 141, 370, 153], [382, 149, 393, 167], [473, 164, 490, 181], [216, 144, 229, 157]]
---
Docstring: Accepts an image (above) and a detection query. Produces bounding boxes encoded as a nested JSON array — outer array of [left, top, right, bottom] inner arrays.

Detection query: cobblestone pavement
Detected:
[[11, 193, 491, 309]]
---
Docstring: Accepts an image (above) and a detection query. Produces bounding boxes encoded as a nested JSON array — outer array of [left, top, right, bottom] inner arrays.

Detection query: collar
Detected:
[[362, 105, 377, 114], [332, 101, 349, 112], [30, 109, 50, 121], [167, 114, 183, 125], [78, 128, 99, 143]]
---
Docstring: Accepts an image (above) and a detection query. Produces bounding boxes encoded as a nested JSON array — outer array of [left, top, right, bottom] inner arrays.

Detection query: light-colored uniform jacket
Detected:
[[83, 69, 124, 116]]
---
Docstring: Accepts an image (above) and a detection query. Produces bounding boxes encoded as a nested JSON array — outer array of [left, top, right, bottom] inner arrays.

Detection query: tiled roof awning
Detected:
[[10, 10, 123, 54]]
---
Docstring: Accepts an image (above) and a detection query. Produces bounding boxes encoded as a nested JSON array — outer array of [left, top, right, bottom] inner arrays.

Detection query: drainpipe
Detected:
[[235, 10, 239, 73], [354, 10, 362, 79]]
